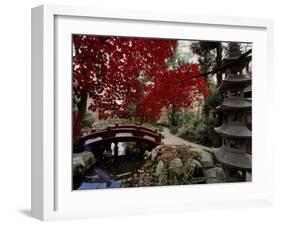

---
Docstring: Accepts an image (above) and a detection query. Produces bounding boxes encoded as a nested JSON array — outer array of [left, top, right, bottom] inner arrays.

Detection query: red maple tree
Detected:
[[136, 64, 209, 122], [73, 35, 176, 119], [72, 35, 177, 138]]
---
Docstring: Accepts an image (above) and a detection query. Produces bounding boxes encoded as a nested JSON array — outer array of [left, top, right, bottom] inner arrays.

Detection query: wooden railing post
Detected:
[[113, 141, 119, 159], [104, 141, 112, 157]]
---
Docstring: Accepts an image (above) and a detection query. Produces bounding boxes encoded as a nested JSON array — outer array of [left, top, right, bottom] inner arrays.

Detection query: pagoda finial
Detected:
[[225, 42, 241, 60]]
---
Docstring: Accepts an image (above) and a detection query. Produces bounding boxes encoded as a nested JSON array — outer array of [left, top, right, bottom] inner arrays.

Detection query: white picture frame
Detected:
[[31, 4, 274, 221]]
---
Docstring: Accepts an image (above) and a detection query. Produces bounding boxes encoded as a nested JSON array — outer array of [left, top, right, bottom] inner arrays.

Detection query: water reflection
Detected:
[[111, 142, 126, 156], [78, 167, 121, 190]]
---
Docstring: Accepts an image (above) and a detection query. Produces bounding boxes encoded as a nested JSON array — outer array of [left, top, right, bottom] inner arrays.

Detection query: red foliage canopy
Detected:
[[73, 35, 209, 127], [73, 35, 176, 119]]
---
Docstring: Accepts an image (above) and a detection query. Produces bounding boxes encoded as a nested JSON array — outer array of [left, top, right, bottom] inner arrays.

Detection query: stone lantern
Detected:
[[213, 42, 252, 182]]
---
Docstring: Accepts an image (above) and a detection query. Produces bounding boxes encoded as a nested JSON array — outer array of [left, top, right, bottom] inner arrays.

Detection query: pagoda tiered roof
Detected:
[[218, 74, 251, 91], [223, 43, 243, 61], [214, 124, 251, 138], [216, 98, 251, 111], [213, 148, 252, 170]]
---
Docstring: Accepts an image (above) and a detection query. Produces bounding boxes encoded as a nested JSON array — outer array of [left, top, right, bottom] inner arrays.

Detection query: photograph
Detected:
[[71, 34, 252, 190]]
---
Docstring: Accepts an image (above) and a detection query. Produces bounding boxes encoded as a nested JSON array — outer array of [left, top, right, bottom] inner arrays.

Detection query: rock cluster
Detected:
[[130, 144, 205, 187]]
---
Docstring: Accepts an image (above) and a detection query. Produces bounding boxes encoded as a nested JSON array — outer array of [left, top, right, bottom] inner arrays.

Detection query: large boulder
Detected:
[[203, 167, 225, 183], [151, 149, 158, 162], [73, 151, 95, 177], [190, 147, 214, 168], [155, 160, 165, 176], [188, 159, 204, 178], [150, 144, 167, 162], [143, 150, 152, 160], [155, 160, 167, 185], [169, 158, 183, 175]]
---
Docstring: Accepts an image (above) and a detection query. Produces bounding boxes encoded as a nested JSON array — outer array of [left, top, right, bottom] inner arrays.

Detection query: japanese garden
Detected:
[[72, 35, 252, 190]]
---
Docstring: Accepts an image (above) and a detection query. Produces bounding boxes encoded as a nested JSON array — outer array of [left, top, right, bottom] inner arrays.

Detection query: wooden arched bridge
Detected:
[[77, 124, 162, 158]]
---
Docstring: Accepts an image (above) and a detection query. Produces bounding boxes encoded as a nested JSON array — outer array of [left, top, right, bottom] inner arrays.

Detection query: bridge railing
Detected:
[[78, 124, 162, 148]]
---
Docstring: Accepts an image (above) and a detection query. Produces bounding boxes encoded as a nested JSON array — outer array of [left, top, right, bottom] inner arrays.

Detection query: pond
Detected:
[[75, 142, 144, 190]]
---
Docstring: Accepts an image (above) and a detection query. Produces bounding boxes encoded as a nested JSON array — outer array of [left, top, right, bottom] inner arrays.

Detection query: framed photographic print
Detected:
[[31, 4, 274, 221]]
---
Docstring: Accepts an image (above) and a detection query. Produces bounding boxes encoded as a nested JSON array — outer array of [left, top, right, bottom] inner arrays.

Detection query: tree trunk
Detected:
[[77, 92, 88, 118], [196, 99, 202, 120], [215, 43, 223, 127], [216, 43, 223, 87], [73, 44, 88, 118], [170, 106, 177, 127]]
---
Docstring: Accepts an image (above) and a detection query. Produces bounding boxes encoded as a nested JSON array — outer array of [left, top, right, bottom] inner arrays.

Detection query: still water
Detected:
[[77, 142, 131, 190]]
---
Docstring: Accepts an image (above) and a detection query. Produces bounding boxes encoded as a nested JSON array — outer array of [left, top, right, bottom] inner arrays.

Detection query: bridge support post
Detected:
[[136, 141, 141, 150], [104, 142, 112, 157], [113, 142, 119, 159]]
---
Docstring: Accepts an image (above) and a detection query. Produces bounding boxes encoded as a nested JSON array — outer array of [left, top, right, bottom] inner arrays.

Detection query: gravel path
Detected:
[[160, 127, 214, 168], [161, 127, 211, 151]]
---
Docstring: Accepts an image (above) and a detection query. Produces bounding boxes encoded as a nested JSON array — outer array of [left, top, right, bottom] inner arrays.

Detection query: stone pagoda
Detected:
[[213, 42, 252, 182]]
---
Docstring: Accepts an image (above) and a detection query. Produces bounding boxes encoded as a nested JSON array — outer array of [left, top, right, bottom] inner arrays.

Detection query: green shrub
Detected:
[[203, 92, 223, 116], [157, 161, 206, 186], [171, 91, 223, 148], [78, 112, 95, 135], [178, 113, 221, 147]]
